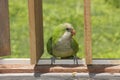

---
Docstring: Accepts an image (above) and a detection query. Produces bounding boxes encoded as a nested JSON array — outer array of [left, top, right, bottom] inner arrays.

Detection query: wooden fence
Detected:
[[0, 0, 92, 64]]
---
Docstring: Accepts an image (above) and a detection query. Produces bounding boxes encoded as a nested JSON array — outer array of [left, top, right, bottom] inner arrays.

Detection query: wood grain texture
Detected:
[[0, 0, 10, 56], [84, 0, 92, 64], [28, 0, 44, 64], [0, 64, 120, 73]]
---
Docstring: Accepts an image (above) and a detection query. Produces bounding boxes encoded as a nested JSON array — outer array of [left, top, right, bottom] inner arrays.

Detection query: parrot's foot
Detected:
[[73, 56, 78, 65], [51, 57, 56, 65]]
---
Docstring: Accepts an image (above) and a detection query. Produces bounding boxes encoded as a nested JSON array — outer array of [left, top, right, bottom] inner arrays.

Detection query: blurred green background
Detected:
[[3, 0, 120, 58]]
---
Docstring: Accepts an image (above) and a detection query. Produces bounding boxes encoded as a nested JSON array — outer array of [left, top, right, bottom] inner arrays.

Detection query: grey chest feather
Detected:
[[52, 39, 74, 57], [54, 40, 72, 51]]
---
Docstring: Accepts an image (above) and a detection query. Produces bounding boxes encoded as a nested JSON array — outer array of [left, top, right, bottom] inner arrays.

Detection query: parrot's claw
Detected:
[[73, 56, 78, 65], [51, 57, 56, 65]]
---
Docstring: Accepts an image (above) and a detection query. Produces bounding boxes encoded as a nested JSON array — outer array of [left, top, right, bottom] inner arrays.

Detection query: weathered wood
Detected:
[[0, 59, 120, 73], [0, 0, 10, 56], [0, 64, 120, 73], [28, 0, 44, 64], [84, 0, 92, 64]]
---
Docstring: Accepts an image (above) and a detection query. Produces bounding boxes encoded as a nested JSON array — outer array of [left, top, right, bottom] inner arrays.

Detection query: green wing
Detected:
[[71, 38, 79, 54], [47, 37, 53, 55]]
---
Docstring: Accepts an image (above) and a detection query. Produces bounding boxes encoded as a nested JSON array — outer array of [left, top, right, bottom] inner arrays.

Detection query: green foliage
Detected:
[[105, 0, 120, 8], [91, 0, 120, 58], [3, 0, 120, 58]]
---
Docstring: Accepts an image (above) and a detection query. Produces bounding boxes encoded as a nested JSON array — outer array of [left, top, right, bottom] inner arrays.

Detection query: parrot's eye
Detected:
[[66, 28, 70, 31]]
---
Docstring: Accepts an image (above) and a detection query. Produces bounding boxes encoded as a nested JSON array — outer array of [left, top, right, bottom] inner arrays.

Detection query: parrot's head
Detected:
[[52, 23, 76, 42], [63, 23, 76, 36]]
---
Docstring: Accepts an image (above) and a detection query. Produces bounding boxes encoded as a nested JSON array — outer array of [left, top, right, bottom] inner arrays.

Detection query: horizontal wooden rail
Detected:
[[0, 64, 120, 73], [0, 59, 120, 73]]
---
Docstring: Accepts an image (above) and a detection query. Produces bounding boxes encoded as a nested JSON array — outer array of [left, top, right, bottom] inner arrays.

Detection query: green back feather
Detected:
[[52, 24, 65, 45]]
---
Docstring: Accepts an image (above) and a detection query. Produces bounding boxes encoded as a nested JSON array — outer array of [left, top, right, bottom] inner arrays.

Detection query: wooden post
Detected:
[[0, 0, 11, 56], [84, 0, 92, 64], [28, 0, 44, 64]]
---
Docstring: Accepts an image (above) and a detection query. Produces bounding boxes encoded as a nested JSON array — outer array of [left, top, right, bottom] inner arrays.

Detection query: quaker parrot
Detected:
[[47, 23, 79, 64]]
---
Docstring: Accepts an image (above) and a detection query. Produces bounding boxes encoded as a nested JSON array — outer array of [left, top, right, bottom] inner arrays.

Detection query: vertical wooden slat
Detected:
[[28, 0, 44, 64], [0, 0, 10, 56], [84, 0, 92, 64]]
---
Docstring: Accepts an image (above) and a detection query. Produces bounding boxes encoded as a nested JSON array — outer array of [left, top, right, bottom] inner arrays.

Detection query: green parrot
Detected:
[[47, 23, 79, 64]]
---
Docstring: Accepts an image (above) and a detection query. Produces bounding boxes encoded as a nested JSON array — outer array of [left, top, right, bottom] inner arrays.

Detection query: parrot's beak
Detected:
[[71, 29, 76, 36]]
